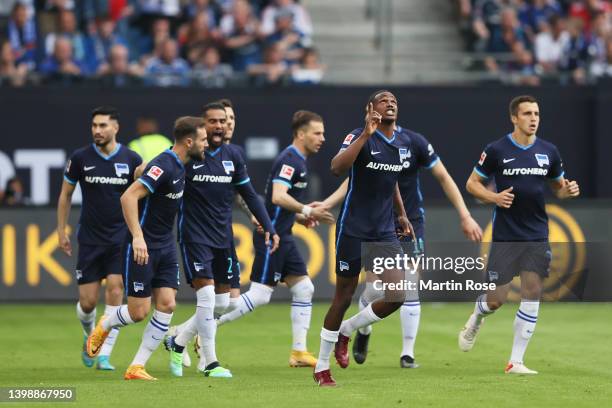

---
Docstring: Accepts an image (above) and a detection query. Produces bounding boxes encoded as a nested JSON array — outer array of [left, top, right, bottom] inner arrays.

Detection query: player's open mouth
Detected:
[[386, 109, 395, 115]]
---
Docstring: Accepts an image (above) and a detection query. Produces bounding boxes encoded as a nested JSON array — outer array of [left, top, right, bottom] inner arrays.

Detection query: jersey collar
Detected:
[[374, 129, 396, 144], [92, 143, 121, 160], [207, 146, 222, 157], [288, 145, 306, 160], [507, 133, 536, 150], [163, 148, 185, 168]]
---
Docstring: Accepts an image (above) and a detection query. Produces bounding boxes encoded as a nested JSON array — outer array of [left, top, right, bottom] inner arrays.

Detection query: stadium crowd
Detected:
[[458, 0, 612, 84], [0, 0, 324, 87]]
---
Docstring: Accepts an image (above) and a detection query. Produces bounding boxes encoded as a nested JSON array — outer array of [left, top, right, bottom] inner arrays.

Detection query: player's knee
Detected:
[[290, 278, 314, 301], [248, 282, 274, 308], [78, 297, 97, 313], [333, 293, 353, 312], [156, 298, 176, 314], [105, 286, 124, 304], [129, 306, 149, 322]]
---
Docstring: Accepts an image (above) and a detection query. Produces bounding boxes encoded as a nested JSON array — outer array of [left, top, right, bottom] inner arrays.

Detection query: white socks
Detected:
[[510, 299, 539, 363], [469, 293, 494, 327], [131, 309, 172, 366], [76, 302, 96, 336], [174, 315, 197, 347], [103, 304, 134, 330], [290, 279, 314, 351], [356, 282, 384, 336], [314, 328, 339, 373], [214, 293, 231, 316], [339, 303, 382, 337], [217, 282, 273, 325], [99, 305, 121, 357], [196, 285, 217, 367], [227, 296, 239, 313], [400, 301, 420, 358]]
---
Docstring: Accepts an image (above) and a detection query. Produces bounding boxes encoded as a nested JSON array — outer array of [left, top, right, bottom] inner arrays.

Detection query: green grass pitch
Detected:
[[1, 302, 611, 408]]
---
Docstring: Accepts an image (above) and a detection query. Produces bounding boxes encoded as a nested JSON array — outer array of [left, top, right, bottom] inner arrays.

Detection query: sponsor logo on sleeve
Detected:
[[478, 151, 487, 166], [343, 134, 355, 145], [147, 165, 164, 180], [114, 163, 129, 177], [279, 164, 295, 180]]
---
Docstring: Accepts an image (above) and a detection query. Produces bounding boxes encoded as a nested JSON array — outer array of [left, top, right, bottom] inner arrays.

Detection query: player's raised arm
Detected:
[[57, 179, 77, 256], [120, 181, 150, 265], [431, 161, 483, 242], [271, 182, 334, 224], [330, 103, 380, 176]]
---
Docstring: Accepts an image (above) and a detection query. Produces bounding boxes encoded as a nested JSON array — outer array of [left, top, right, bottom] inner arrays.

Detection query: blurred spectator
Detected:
[[265, 7, 306, 64], [221, 0, 261, 71], [590, 36, 612, 77], [2, 177, 26, 206], [0, 39, 29, 86], [248, 42, 288, 85], [569, 0, 612, 32], [137, 17, 171, 62], [260, 0, 312, 40], [517, 0, 562, 39], [559, 17, 590, 83], [507, 41, 541, 85], [471, 0, 504, 52], [44, 9, 89, 70], [192, 45, 233, 87], [535, 15, 569, 73], [97, 43, 143, 86], [487, 7, 528, 53], [183, 0, 219, 28], [144, 38, 190, 86], [39, 36, 85, 83], [586, 11, 610, 63], [290, 47, 324, 85], [128, 117, 172, 162], [7, 2, 37, 67], [88, 17, 127, 73], [178, 10, 216, 64]]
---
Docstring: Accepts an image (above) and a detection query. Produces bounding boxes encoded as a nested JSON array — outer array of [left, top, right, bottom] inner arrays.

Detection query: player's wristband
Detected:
[[301, 205, 313, 217]]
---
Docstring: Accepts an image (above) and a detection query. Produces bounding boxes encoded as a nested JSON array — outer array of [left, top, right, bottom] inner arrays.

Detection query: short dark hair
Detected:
[[174, 116, 203, 141], [368, 89, 393, 104], [509, 95, 538, 117], [216, 99, 234, 109], [91, 106, 119, 121], [202, 102, 227, 118], [291, 110, 323, 136]]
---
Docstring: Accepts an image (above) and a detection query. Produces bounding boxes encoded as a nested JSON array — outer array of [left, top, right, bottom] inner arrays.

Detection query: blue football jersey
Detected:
[[395, 126, 440, 220], [64, 143, 142, 245], [179, 143, 250, 248], [336, 128, 411, 240], [263, 145, 309, 238], [474, 134, 564, 241], [136, 149, 186, 249]]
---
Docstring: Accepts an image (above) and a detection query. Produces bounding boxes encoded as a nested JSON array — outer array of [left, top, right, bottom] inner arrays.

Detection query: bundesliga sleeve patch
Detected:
[[342, 134, 355, 145], [478, 151, 487, 166], [147, 165, 164, 180], [279, 164, 295, 180], [428, 144, 435, 156]]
